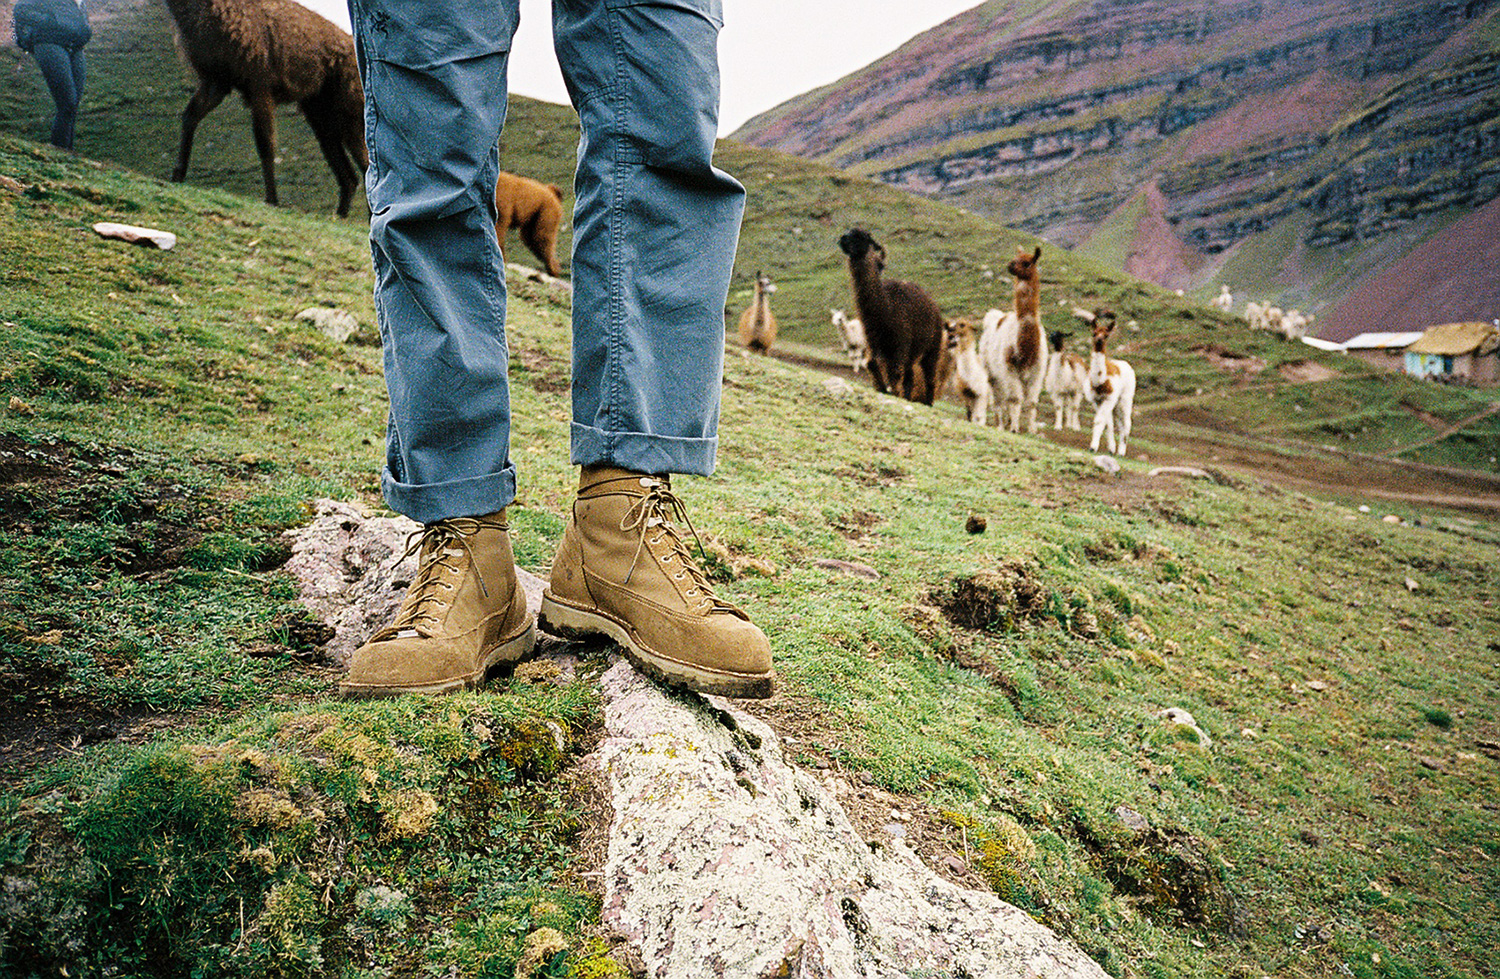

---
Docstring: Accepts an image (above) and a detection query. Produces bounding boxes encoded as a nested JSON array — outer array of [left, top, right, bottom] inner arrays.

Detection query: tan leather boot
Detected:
[[339, 511, 536, 698], [539, 466, 774, 699]]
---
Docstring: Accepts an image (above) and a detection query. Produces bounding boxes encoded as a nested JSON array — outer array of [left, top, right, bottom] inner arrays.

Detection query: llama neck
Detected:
[[849, 263, 890, 324], [753, 283, 770, 324], [1013, 275, 1039, 320]]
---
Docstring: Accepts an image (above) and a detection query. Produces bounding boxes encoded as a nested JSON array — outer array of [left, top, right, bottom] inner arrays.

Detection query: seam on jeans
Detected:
[[605, 2, 631, 460]]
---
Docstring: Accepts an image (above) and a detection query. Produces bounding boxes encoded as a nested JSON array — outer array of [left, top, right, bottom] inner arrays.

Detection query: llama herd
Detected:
[[758, 230, 1139, 456]]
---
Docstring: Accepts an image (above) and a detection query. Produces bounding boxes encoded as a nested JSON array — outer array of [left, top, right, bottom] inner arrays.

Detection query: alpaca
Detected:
[[1244, 300, 1265, 331], [493, 171, 565, 277], [837, 228, 945, 404], [1212, 285, 1233, 313], [737, 271, 778, 353], [1087, 310, 1136, 456], [947, 318, 991, 424], [1043, 329, 1089, 430], [164, 0, 369, 217], [978, 245, 1047, 433], [830, 308, 869, 373]]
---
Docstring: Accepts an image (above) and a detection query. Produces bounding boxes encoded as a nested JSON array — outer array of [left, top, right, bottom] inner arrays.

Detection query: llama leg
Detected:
[[173, 78, 231, 183], [1090, 403, 1109, 452], [303, 97, 360, 217], [1116, 398, 1132, 457], [246, 91, 281, 207]]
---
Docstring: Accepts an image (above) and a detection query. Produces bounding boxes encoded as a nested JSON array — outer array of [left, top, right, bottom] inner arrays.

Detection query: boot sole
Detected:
[[538, 590, 773, 700], [337, 619, 538, 699]]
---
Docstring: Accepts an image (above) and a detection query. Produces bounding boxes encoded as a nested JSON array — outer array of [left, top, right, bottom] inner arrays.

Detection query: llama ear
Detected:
[[1033, 246, 1042, 262]]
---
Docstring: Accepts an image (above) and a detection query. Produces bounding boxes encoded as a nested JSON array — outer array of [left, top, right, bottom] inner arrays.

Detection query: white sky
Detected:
[[295, 0, 981, 134]]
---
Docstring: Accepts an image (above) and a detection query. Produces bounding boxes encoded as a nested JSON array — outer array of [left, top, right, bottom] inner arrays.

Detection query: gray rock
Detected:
[[295, 307, 360, 343], [589, 663, 1108, 979], [281, 499, 419, 666], [1092, 455, 1121, 474]]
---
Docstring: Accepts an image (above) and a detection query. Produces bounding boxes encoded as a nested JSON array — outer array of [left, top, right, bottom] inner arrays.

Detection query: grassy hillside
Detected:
[[2, 131, 1500, 979]]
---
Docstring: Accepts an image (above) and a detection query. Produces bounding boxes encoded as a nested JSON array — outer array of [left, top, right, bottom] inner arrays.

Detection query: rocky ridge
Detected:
[[734, 0, 1500, 321]]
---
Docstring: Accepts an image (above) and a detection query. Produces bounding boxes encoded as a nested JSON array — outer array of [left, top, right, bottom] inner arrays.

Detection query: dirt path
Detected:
[[1380, 402, 1500, 458], [766, 345, 1500, 519]]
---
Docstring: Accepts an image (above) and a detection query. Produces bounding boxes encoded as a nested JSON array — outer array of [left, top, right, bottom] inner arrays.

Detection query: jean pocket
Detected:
[[603, 0, 722, 28], [357, 0, 516, 69]]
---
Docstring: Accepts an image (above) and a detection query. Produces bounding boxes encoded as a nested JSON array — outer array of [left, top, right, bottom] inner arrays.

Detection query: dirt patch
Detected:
[[0, 433, 234, 575], [933, 562, 1051, 631], [832, 464, 906, 487], [512, 345, 569, 395], [1278, 359, 1338, 383], [1399, 398, 1449, 431], [1192, 344, 1266, 375]]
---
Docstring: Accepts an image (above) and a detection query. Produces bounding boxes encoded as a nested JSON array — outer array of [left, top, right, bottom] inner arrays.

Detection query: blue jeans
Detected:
[[348, 0, 745, 524], [32, 42, 85, 150]]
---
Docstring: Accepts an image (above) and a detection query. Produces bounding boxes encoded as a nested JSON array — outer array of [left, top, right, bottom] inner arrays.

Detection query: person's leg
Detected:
[[32, 43, 79, 150], [65, 48, 86, 150], [541, 0, 771, 699], [553, 0, 745, 475], [340, 0, 533, 697]]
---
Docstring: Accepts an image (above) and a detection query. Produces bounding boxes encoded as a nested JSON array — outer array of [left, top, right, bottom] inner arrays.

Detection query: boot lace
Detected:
[[620, 478, 738, 614], [385, 517, 488, 637]]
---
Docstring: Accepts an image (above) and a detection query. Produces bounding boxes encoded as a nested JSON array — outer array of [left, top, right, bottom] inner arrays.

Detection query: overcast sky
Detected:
[[295, 0, 980, 134]]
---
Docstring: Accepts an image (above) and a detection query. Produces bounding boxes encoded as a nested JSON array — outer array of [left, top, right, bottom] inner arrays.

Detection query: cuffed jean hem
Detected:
[[382, 464, 517, 524], [570, 423, 717, 477]]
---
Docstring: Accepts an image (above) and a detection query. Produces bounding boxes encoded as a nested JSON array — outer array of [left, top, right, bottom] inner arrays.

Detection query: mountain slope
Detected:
[[733, 0, 1500, 327], [2, 130, 1500, 979]]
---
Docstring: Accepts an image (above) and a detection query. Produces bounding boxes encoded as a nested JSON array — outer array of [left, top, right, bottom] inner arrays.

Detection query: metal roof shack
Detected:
[[1405, 323, 1500, 385], [1340, 331, 1425, 371]]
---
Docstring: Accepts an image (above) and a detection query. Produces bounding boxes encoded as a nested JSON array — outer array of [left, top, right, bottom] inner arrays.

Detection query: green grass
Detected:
[[1, 102, 1499, 979]]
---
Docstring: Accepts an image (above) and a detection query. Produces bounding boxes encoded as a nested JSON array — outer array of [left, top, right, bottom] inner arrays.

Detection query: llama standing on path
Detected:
[[164, 0, 369, 217], [831, 309, 869, 374], [1043, 329, 1089, 430], [737, 271, 778, 354], [1087, 310, 1136, 456], [838, 228, 945, 404], [979, 245, 1047, 433]]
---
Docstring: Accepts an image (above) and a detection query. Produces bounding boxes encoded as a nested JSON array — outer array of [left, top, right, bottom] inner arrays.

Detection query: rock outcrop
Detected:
[[283, 501, 1109, 978]]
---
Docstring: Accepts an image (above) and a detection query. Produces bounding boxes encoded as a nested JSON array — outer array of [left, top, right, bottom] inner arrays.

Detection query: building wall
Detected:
[[1348, 348, 1408, 372]]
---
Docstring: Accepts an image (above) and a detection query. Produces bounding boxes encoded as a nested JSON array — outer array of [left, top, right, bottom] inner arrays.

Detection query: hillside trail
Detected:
[[759, 344, 1500, 518]]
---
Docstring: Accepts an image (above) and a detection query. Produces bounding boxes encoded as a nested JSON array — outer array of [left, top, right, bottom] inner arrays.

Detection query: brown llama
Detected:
[[978, 245, 1047, 433], [837, 228, 945, 405], [164, 0, 368, 217], [736, 270, 778, 353], [493, 171, 565, 277]]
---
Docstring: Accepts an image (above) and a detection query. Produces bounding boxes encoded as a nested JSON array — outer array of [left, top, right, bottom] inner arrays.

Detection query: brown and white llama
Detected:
[[979, 245, 1047, 433], [164, 0, 368, 217], [1043, 328, 1089, 430], [737, 271, 778, 353], [831, 308, 869, 374], [1087, 309, 1136, 456], [947, 318, 991, 423], [838, 228, 945, 405]]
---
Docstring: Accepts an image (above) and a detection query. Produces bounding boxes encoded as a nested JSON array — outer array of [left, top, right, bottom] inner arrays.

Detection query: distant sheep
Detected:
[[831, 308, 869, 373], [838, 228, 946, 405], [1212, 285, 1233, 313]]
